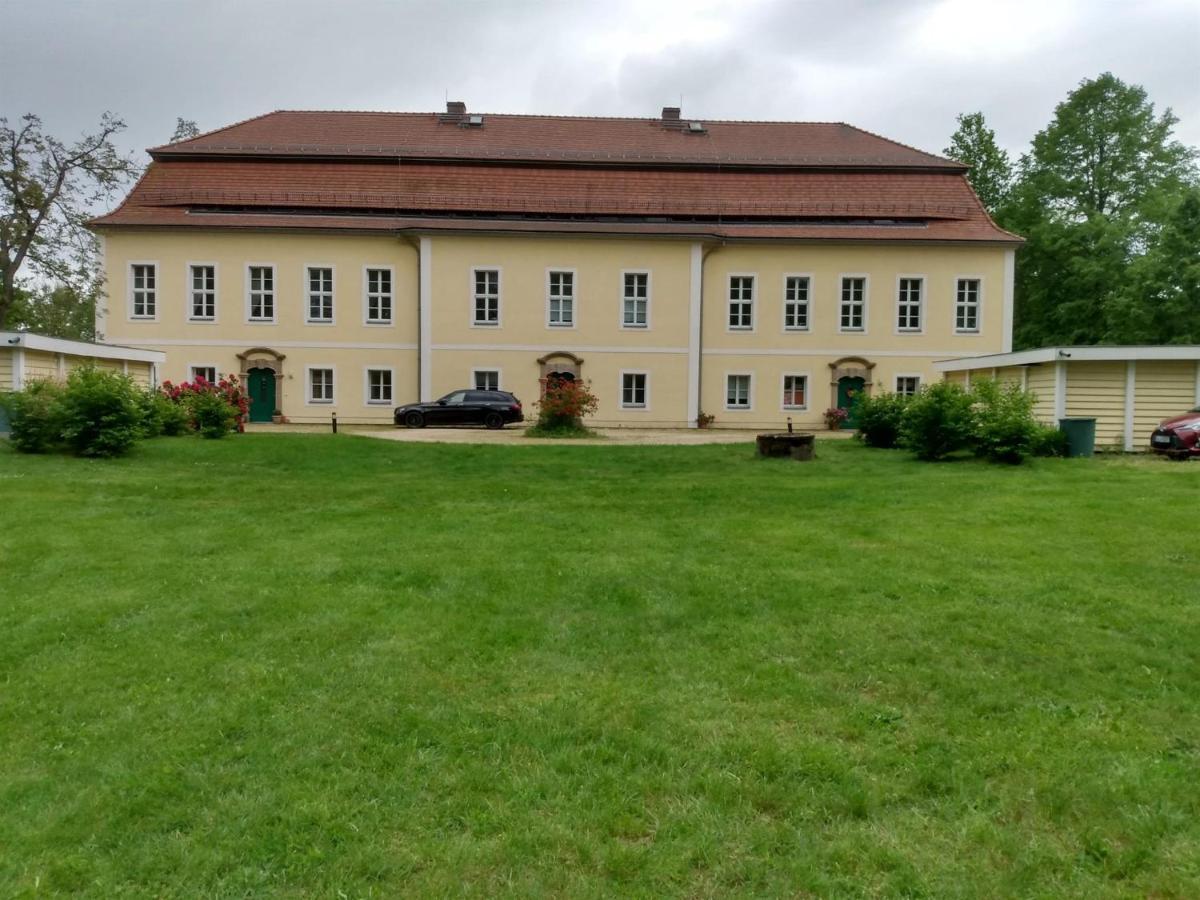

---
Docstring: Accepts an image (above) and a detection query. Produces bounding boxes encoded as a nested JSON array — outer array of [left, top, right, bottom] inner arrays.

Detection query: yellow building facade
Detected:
[[94, 105, 1021, 427]]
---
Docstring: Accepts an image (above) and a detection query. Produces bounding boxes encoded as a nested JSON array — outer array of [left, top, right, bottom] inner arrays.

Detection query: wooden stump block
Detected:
[[756, 432, 815, 461]]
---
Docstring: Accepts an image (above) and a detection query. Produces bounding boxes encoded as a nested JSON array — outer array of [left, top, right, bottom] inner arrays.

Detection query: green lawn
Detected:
[[1, 435, 1198, 897]]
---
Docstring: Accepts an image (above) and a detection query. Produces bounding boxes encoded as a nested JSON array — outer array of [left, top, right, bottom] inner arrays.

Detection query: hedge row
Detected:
[[855, 380, 1067, 464], [2, 368, 247, 458]]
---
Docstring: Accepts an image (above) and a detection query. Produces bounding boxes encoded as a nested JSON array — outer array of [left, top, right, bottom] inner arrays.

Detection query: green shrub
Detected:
[[187, 390, 236, 439], [971, 379, 1042, 464], [156, 394, 191, 436], [899, 381, 976, 461], [1031, 424, 1069, 458], [133, 389, 164, 438], [3, 380, 66, 454], [853, 391, 909, 448], [57, 367, 143, 458]]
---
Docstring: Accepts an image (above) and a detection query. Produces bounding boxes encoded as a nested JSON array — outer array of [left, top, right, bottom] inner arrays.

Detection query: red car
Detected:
[[1150, 407, 1200, 459]]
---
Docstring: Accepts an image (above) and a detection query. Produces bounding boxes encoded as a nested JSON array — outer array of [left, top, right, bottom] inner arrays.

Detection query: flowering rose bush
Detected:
[[823, 406, 849, 430], [160, 374, 249, 438], [527, 377, 599, 437], [534, 377, 598, 426]]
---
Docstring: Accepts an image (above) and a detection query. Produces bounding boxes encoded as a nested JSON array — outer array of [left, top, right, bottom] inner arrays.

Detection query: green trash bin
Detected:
[[1058, 417, 1096, 457]]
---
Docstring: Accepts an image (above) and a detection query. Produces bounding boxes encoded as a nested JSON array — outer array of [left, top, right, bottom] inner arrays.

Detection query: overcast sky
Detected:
[[2, 0, 1198, 168]]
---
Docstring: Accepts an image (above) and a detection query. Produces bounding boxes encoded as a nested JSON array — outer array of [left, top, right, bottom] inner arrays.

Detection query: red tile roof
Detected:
[[152, 110, 965, 170], [93, 109, 1021, 244], [106, 160, 981, 218]]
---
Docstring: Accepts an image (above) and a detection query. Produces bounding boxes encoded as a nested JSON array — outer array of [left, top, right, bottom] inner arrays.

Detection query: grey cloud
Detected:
[[2, 0, 1196, 171]]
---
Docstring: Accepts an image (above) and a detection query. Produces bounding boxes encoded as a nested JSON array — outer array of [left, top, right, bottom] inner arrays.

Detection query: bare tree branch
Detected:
[[0, 112, 137, 330]]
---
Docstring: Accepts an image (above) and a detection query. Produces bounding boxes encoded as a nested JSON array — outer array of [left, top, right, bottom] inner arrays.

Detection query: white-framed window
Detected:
[[782, 374, 808, 410], [473, 369, 500, 391], [728, 275, 754, 330], [473, 268, 500, 326], [839, 276, 866, 332], [726, 373, 752, 410], [621, 371, 648, 409], [622, 271, 649, 328], [896, 375, 921, 397], [307, 367, 334, 404], [956, 278, 981, 333], [365, 267, 393, 325], [190, 365, 217, 384], [783, 275, 810, 331], [130, 263, 156, 319], [547, 270, 574, 327], [365, 368, 393, 405], [189, 264, 216, 321], [247, 265, 275, 322], [897, 277, 923, 332], [307, 266, 334, 323]]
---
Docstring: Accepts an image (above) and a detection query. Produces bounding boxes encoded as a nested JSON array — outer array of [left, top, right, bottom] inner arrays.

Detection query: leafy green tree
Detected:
[[7, 281, 98, 340], [1006, 73, 1198, 347], [1019, 73, 1195, 226], [1109, 187, 1200, 343], [944, 112, 1013, 213], [0, 113, 137, 331]]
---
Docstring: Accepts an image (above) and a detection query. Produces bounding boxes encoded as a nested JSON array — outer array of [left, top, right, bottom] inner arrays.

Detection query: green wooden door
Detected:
[[248, 368, 276, 423], [837, 376, 865, 429]]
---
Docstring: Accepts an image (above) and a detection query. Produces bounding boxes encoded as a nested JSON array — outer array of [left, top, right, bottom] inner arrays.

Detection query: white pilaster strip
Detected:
[[96, 234, 107, 341], [687, 243, 703, 428], [1054, 360, 1066, 421], [418, 236, 432, 402], [1195, 360, 1200, 406], [12, 347, 24, 391], [1002, 249, 1015, 353], [57, 353, 66, 378], [1124, 360, 1136, 452], [1021, 366, 1028, 391]]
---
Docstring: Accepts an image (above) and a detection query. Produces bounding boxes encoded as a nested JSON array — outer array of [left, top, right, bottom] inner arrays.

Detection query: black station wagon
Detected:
[[393, 389, 524, 429]]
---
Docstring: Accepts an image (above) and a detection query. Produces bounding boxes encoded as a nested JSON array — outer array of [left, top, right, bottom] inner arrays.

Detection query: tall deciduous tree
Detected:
[[944, 112, 1013, 214], [1005, 73, 1198, 348], [0, 113, 137, 332]]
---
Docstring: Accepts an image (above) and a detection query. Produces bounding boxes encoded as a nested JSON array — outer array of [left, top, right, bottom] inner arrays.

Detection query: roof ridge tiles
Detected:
[[263, 109, 853, 126]]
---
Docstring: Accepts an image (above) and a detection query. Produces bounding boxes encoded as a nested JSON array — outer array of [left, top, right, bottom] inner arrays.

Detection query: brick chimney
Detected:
[[439, 101, 467, 124], [661, 106, 682, 128]]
